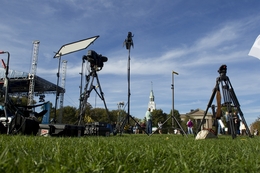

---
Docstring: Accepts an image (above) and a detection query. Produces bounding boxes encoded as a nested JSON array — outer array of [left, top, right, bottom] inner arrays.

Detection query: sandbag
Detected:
[[195, 130, 217, 140]]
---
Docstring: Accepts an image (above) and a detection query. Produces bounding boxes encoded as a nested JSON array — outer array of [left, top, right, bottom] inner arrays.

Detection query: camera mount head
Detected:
[[124, 32, 134, 50], [83, 50, 108, 71], [218, 64, 227, 78]]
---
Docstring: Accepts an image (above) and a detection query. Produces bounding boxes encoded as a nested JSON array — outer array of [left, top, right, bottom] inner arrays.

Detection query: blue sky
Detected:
[[1, 0, 260, 125]]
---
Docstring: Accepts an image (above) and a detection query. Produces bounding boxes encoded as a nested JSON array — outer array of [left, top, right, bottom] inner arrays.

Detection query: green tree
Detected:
[[57, 106, 78, 124], [109, 109, 119, 123], [109, 109, 142, 127], [151, 109, 167, 125], [162, 109, 182, 133], [168, 109, 181, 127], [75, 102, 92, 119], [149, 109, 168, 133], [90, 108, 109, 122], [11, 96, 29, 106]]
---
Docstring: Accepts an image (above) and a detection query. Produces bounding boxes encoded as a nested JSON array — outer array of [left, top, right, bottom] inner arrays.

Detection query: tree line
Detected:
[[0, 96, 190, 132], [6, 96, 260, 135]]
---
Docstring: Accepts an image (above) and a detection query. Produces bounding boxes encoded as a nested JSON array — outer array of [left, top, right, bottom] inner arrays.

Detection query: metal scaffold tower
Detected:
[[28, 40, 40, 106], [58, 60, 67, 123]]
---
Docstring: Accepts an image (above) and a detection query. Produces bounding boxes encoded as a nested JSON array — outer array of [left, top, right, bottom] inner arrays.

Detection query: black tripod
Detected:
[[114, 32, 148, 135], [150, 71, 187, 137], [196, 65, 253, 139], [77, 54, 110, 125], [150, 112, 187, 136]]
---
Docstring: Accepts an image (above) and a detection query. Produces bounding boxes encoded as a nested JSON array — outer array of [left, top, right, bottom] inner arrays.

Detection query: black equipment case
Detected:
[[85, 122, 111, 136], [38, 124, 85, 137]]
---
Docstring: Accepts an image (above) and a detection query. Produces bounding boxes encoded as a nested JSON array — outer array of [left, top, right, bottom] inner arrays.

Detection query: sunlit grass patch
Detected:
[[0, 134, 259, 172]]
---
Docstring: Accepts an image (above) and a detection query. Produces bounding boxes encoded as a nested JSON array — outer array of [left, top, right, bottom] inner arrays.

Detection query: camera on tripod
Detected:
[[83, 50, 108, 71], [218, 64, 227, 77]]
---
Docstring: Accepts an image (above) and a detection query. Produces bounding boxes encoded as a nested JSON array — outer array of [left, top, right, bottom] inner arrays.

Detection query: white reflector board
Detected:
[[248, 35, 260, 60], [54, 35, 99, 58]]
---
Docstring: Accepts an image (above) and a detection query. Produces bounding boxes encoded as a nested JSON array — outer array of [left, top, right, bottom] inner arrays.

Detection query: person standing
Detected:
[[233, 112, 240, 135], [134, 122, 139, 134], [145, 108, 152, 135], [241, 122, 246, 135], [224, 111, 231, 135], [186, 119, 193, 134], [254, 129, 259, 136]]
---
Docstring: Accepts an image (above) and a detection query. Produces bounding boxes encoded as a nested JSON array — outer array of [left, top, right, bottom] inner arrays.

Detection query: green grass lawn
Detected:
[[0, 134, 259, 173]]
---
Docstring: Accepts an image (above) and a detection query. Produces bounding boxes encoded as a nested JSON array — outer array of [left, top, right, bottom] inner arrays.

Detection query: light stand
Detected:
[[0, 51, 10, 134], [53, 36, 99, 123], [150, 71, 187, 137], [171, 71, 178, 128], [172, 71, 187, 136], [124, 32, 133, 124], [116, 32, 147, 135]]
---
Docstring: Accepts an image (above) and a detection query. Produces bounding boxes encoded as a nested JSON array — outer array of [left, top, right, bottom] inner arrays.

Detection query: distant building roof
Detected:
[[0, 68, 64, 95], [180, 108, 213, 120]]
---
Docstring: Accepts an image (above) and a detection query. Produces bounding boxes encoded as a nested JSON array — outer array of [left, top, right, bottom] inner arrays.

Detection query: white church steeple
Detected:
[[148, 81, 156, 112]]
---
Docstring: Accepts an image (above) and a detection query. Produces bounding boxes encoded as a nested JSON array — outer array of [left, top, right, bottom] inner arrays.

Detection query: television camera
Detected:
[[218, 64, 227, 78], [83, 50, 108, 71]]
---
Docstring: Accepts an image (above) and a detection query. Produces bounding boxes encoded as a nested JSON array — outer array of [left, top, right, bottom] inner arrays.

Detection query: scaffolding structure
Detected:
[[27, 41, 40, 106], [58, 60, 67, 123]]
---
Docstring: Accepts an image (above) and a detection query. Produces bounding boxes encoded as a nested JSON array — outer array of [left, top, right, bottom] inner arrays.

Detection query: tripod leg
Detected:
[[229, 116, 236, 139], [196, 80, 219, 136], [227, 79, 253, 137], [130, 115, 149, 135], [149, 114, 187, 137], [236, 110, 252, 137], [78, 72, 95, 125], [78, 70, 111, 125], [119, 114, 149, 136], [94, 73, 111, 122], [172, 114, 187, 137], [149, 115, 171, 136], [78, 87, 93, 125], [119, 115, 127, 135], [176, 119, 187, 136], [131, 115, 149, 136], [211, 105, 218, 136]]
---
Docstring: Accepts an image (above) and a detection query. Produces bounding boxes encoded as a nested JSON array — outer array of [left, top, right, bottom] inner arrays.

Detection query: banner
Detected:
[[248, 35, 260, 60], [41, 102, 50, 124]]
